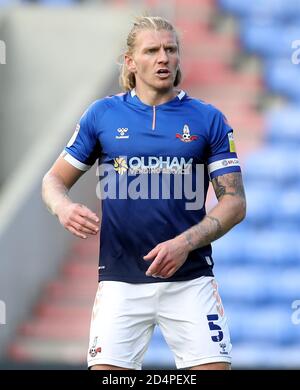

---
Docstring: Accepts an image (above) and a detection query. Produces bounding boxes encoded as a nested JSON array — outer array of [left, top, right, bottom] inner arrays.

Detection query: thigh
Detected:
[[91, 364, 130, 370], [87, 281, 156, 370], [190, 362, 231, 370], [158, 276, 232, 369]]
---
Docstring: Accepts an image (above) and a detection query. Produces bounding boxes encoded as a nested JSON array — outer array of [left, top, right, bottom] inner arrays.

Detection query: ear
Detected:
[[125, 54, 136, 73]]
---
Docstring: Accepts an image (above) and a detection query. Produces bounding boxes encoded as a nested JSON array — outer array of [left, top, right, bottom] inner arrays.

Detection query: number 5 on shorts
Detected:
[[207, 314, 224, 342]]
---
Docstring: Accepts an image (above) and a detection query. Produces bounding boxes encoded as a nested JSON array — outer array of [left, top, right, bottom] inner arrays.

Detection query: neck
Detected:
[[134, 86, 178, 106]]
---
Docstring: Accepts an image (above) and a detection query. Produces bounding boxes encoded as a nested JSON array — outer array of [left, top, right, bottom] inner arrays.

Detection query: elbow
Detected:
[[41, 170, 53, 201], [42, 172, 48, 188], [42, 170, 50, 188], [41, 172, 49, 202], [235, 198, 247, 224]]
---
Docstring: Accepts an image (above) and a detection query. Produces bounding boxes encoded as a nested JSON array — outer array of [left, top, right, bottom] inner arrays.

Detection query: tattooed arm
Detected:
[[181, 172, 247, 251], [144, 172, 246, 278]]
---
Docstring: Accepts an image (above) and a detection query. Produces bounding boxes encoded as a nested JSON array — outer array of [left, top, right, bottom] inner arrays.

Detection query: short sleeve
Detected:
[[62, 103, 101, 171], [207, 109, 241, 180]]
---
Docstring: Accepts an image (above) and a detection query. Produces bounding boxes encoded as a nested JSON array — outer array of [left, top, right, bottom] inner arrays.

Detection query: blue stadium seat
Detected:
[[214, 227, 300, 265], [243, 229, 300, 265], [216, 266, 269, 304], [240, 22, 300, 59], [273, 187, 300, 223], [243, 183, 300, 226], [232, 343, 274, 367], [218, 0, 300, 20], [233, 343, 300, 368], [244, 147, 300, 184], [267, 268, 300, 302], [216, 0, 300, 368], [217, 266, 300, 304], [244, 185, 280, 225], [227, 305, 299, 344], [212, 227, 248, 264], [280, 345, 300, 367], [264, 60, 300, 101], [266, 106, 300, 145]]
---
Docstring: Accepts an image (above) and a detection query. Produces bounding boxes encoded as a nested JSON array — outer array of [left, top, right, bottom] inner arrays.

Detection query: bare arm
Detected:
[[182, 172, 246, 250], [42, 156, 99, 239], [144, 172, 246, 278]]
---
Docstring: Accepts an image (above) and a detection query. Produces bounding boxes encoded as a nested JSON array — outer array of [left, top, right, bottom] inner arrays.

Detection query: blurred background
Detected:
[[0, 0, 300, 370]]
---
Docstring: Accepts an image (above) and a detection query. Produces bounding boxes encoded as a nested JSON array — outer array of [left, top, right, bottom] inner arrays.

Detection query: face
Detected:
[[125, 29, 180, 93]]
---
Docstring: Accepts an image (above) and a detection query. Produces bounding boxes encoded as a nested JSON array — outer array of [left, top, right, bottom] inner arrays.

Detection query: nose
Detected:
[[157, 47, 169, 63]]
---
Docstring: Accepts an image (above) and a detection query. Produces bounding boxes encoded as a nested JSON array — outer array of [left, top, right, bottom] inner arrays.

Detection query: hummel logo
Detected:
[[116, 128, 129, 139], [219, 342, 228, 355], [220, 342, 226, 352]]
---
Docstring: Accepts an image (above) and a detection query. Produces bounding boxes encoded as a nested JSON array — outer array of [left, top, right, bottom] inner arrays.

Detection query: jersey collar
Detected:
[[129, 89, 186, 108]]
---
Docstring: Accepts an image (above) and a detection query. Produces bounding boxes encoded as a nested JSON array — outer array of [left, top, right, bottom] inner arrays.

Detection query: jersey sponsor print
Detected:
[[63, 90, 241, 283]]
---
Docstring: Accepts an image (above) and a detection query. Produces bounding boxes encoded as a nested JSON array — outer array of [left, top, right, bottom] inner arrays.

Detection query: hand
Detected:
[[143, 235, 190, 279], [56, 200, 99, 239]]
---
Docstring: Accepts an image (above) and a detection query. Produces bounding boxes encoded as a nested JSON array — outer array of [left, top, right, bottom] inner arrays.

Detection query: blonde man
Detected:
[[42, 16, 246, 370]]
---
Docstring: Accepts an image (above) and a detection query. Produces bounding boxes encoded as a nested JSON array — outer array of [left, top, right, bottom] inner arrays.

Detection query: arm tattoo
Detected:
[[184, 215, 224, 250], [184, 231, 194, 249], [212, 172, 246, 200], [206, 216, 223, 239], [181, 173, 246, 251]]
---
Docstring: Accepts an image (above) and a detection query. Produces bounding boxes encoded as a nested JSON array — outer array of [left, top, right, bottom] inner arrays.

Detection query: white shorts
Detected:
[[87, 276, 232, 369]]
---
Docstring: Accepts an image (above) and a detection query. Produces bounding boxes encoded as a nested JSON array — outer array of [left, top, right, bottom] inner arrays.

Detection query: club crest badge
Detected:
[[176, 125, 198, 143], [89, 336, 102, 358]]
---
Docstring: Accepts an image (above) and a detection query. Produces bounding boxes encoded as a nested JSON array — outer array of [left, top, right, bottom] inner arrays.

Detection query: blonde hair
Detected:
[[119, 16, 182, 91]]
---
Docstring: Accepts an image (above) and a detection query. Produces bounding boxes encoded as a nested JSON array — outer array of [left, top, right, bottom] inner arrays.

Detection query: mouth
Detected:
[[155, 69, 171, 78]]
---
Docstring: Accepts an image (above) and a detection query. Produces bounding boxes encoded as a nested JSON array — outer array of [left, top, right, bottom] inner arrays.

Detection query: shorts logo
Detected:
[[89, 336, 102, 358], [219, 342, 228, 355], [116, 128, 129, 139], [176, 125, 198, 143]]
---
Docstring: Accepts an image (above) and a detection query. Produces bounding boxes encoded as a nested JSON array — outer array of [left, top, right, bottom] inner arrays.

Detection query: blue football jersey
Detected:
[[63, 90, 241, 283]]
